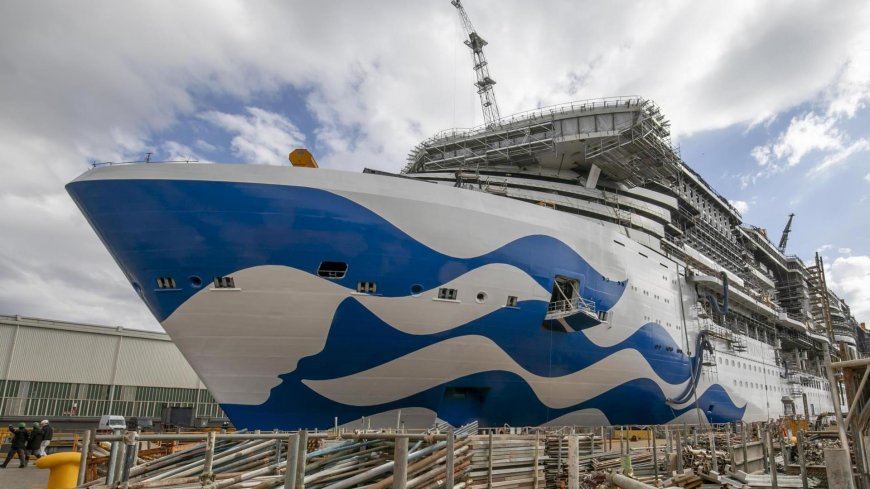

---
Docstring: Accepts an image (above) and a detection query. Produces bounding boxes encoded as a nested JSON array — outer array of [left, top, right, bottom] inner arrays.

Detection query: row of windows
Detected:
[[679, 181, 733, 237], [716, 355, 829, 388], [0, 380, 226, 419], [730, 379, 833, 399]]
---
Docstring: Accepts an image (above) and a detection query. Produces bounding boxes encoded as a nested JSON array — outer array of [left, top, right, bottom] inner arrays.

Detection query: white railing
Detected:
[[546, 296, 597, 319], [418, 96, 646, 146]]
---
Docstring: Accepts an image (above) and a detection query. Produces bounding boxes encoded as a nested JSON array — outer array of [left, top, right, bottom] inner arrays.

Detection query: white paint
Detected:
[[337, 407, 437, 431], [543, 408, 611, 427], [162, 266, 345, 404]]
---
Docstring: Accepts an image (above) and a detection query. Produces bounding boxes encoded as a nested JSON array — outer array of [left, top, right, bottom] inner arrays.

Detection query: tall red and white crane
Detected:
[[451, 0, 501, 127]]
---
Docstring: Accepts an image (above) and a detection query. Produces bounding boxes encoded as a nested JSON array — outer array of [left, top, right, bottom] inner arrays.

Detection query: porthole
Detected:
[[410, 284, 423, 296], [476, 292, 487, 303], [189, 276, 203, 288]]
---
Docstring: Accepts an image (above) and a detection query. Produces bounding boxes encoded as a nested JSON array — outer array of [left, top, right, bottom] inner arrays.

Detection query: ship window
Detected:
[[506, 296, 518, 307], [613, 240, 626, 247], [156, 277, 176, 289], [189, 276, 203, 288], [356, 281, 377, 294], [317, 261, 348, 279], [213, 276, 235, 289], [638, 252, 648, 258], [437, 288, 458, 300]]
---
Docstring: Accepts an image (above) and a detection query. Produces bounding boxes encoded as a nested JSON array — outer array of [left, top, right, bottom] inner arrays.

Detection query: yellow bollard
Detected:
[[35, 452, 81, 489]]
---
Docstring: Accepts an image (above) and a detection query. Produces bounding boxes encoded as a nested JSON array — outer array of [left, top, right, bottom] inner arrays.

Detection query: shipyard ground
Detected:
[[0, 464, 49, 489]]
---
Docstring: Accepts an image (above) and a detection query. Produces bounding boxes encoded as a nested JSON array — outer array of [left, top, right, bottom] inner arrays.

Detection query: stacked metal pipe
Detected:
[[79, 423, 478, 489]]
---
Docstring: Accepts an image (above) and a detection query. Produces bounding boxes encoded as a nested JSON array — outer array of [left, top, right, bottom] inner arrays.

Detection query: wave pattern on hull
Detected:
[[221, 297, 746, 429], [308, 297, 692, 383]]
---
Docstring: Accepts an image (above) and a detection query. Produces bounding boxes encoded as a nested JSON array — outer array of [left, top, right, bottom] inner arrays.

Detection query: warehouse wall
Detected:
[[0, 316, 226, 421]]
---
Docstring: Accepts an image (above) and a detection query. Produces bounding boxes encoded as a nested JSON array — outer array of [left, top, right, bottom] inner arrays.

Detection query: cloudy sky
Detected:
[[1, 0, 868, 331]]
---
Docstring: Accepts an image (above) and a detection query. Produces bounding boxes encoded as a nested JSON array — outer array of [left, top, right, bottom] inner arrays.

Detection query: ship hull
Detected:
[[68, 164, 774, 429]]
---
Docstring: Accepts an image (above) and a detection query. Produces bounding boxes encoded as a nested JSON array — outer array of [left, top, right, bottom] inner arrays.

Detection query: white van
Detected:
[[98, 415, 126, 431]]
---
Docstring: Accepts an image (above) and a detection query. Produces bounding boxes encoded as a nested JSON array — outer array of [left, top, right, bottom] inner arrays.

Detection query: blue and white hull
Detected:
[[67, 163, 826, 429]]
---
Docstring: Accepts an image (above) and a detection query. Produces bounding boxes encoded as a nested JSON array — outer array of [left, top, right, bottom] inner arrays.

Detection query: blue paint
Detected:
[[66, 179, 626, 322]]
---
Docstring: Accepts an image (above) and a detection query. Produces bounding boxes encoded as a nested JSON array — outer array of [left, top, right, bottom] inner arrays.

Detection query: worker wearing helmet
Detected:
[[1, 423, 30, 468], [37, 420, 53, 457], [27, 422, 44, 459]]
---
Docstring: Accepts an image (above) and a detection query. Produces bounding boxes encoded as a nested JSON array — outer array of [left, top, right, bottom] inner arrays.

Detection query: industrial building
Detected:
[[0, 314, 226, 423]]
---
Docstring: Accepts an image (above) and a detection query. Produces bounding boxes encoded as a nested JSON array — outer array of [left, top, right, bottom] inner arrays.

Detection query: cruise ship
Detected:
[[66, 97, 864, 430]]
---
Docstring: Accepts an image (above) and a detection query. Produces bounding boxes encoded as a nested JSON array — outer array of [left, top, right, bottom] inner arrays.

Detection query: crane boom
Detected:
[[778, 213, 795, 252], [451, 0, 501, 127]]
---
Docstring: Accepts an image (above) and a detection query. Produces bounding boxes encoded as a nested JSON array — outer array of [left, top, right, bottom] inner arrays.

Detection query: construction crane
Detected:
[[451, 0, 501, 127], [778, 213, 795, 252]]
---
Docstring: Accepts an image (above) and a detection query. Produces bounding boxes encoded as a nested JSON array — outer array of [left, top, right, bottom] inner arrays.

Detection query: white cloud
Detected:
[[865, 173, 870, 183], [809, 139, 870, 175], [161, 141, 206, 163], [828, 256, 870, 323], [818, 244, 833, 252], [729, 200, 750, 214], [827, 28, 870, 119], [774, 113, 842, 166], [751, 146, 772, 167], [749, 112, 870, 179], [194, 139, 218, 153], [200, 107, 305, 164], [838, 248, 852, 255]]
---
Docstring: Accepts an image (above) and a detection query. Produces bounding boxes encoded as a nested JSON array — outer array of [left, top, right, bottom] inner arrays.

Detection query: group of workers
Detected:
[[1, 420, 53, 468]]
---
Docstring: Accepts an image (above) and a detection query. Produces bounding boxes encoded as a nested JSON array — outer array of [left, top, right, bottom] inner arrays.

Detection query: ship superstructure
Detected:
[[400, 96, 866, 420]]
